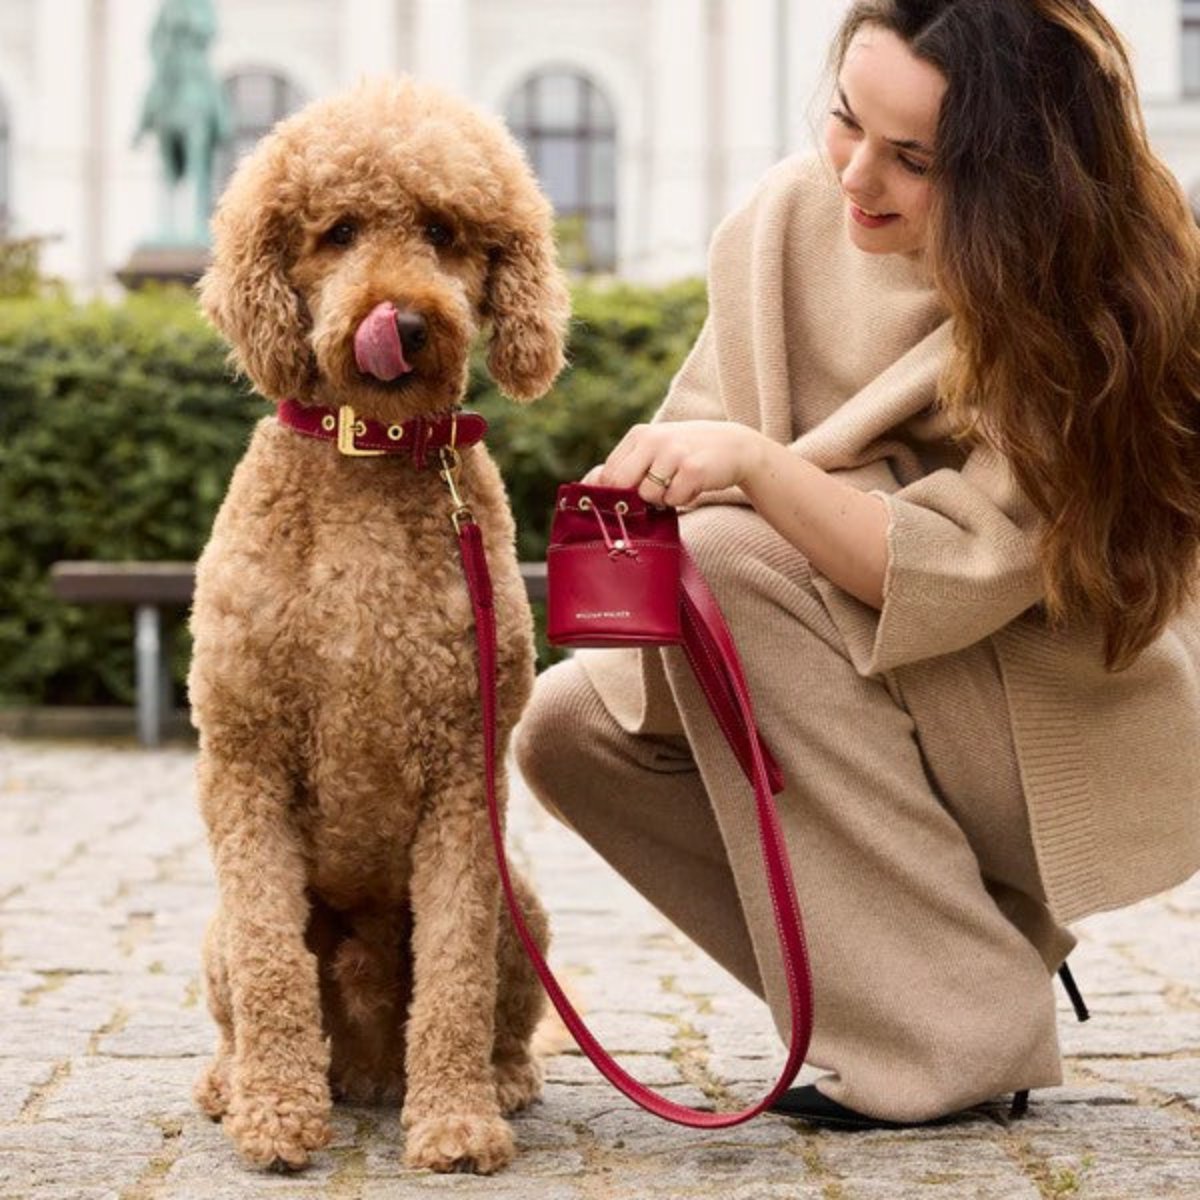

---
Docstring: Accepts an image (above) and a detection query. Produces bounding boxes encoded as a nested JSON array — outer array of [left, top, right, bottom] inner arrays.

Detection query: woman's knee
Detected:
[[678, 505, 845, 670], [680, 505, 812, 606]]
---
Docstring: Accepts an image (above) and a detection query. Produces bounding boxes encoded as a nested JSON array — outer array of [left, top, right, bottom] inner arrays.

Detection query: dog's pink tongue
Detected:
[[354, 301, 413, 381]]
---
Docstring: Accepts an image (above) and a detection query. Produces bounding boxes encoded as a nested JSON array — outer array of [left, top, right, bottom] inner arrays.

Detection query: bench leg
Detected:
[[159, 624, 174, 731], [135, 604, 163, 748]]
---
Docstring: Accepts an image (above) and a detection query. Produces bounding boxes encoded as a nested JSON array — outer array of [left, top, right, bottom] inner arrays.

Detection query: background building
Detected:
[[0, 0, 1196, 293]]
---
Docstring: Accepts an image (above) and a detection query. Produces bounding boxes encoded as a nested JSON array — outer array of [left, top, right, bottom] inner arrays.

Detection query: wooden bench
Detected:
[[49, 560, 548, 747]]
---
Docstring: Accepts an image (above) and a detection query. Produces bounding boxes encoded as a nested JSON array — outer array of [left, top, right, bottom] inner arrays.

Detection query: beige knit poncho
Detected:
[[577, 151, 1200, 924]]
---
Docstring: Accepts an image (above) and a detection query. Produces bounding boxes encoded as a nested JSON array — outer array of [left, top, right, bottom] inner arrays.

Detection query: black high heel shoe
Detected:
[[770, 963, 1089, 1129], [768, 1082, 1031, 1129], [768, 1084, 939, 1129]]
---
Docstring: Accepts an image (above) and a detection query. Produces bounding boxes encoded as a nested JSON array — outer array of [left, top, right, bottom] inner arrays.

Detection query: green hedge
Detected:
[[0, 279, 706, 706]]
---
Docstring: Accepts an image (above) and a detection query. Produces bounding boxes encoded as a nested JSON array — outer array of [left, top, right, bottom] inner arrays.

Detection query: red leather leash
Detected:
[[446, 463, 815, 1126]]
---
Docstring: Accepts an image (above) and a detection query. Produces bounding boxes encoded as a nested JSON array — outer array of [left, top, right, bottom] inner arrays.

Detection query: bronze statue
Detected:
[[135, 0, 231, 246]]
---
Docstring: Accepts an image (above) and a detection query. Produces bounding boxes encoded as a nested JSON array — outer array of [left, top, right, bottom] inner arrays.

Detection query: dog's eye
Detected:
[[425, 222, 455, 249], [324, 221, 358, 247]]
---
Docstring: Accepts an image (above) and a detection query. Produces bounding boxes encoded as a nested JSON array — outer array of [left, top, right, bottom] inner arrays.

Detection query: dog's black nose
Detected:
[[393, 310, 428, 358]]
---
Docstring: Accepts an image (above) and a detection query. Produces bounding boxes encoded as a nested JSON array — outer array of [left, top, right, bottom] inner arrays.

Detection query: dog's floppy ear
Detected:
[[484, 219, 571, 403], [197, 142, 311, 402]]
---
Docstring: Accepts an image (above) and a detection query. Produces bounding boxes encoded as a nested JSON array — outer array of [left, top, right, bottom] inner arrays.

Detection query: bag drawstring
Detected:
[[582, 497, 638, 559]]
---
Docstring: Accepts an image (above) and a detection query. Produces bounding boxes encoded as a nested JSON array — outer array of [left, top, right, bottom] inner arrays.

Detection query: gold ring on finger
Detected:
[[644, 468, 674, 489]]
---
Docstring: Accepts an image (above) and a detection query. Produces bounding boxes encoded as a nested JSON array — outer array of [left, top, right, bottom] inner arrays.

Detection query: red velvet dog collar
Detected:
[[277, 399, 488, 468]]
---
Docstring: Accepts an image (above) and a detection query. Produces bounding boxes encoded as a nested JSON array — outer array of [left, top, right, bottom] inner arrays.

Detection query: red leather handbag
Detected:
[[546, 483, 683, 646]]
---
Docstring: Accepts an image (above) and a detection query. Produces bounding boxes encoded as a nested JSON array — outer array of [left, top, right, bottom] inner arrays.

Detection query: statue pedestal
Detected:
[[117, 244, 210, 291]]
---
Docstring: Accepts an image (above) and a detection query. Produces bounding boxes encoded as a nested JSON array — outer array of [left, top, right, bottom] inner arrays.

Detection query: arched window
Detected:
[[215, 69, 306, 191], [505, 70, 617, 273]]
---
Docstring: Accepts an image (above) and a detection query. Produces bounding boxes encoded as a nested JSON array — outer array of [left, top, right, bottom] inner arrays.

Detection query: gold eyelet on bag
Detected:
[[579, 496, 593, 510], [615, 501, 629, 515], [387, 424, 404, 441], [320, 414, 336, 432], [354, 419, 367, 436]]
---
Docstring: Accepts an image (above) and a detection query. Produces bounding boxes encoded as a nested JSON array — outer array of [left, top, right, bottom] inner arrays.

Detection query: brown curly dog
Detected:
[[188, 76, 570, 1175]]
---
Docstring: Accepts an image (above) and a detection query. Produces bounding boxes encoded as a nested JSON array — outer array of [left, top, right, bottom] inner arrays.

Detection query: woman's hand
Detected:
[[580, 421, 766, 507], [582, 419, 891, 610]]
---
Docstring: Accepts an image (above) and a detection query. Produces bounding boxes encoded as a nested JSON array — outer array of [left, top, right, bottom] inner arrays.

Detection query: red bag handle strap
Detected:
[[678, 550, 787, 796], [454, 518, 814, 1127]]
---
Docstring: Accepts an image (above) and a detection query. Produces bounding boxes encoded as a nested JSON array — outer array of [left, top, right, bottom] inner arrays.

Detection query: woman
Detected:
[[514, 0, 1200, 1127]]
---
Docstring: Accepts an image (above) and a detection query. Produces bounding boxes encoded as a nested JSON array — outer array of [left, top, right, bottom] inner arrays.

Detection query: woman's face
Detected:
[[823, 25, 946, 256]]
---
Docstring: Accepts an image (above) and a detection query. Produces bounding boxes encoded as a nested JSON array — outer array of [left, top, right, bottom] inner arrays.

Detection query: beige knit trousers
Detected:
[[514, 504, 1076, 1123]]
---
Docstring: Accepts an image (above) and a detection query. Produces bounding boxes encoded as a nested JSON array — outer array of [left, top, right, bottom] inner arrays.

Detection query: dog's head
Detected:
[[198, 77, 570, 420]]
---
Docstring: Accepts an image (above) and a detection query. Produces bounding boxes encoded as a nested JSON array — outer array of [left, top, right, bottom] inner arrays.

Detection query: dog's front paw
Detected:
[[494, 1055, 543, 1115], [225, 1082, 333, 1171], [194, 1057, 231, 1120], [403, 1112, 515, 1175]]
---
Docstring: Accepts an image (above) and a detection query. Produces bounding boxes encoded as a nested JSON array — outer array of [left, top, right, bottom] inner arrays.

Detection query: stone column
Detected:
[[788, 0, 849, 153], [32, 0, 91, 287], [342, 0, 400, 82], [646, 0, 708, 281], [720, 0, 779, 215], [413, 0, 469, 95]]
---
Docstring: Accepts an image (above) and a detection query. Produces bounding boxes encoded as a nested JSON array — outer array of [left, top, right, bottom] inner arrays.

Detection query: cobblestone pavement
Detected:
[[0, 736, 1197, 1200]]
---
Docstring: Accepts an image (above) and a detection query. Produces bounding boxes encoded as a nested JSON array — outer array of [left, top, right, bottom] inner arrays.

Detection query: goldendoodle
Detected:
[[188, 76, 570, 1175]]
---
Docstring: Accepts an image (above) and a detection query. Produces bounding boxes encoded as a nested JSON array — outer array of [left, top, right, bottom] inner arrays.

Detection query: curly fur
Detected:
[[188, 77, 567, 1175]]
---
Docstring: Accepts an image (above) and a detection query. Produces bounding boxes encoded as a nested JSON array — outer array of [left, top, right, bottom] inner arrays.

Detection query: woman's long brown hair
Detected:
[[830, 0, 1200, 671]]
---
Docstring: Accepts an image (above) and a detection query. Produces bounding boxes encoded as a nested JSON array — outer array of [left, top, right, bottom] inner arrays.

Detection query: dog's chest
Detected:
[[299, 506, 475, 684]]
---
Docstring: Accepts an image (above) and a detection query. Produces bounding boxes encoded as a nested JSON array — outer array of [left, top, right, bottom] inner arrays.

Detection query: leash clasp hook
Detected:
[[438, 444, 474, 533]]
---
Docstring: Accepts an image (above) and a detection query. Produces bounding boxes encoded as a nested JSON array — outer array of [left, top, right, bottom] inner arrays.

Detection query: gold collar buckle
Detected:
[[336, 405, 386, 457]]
